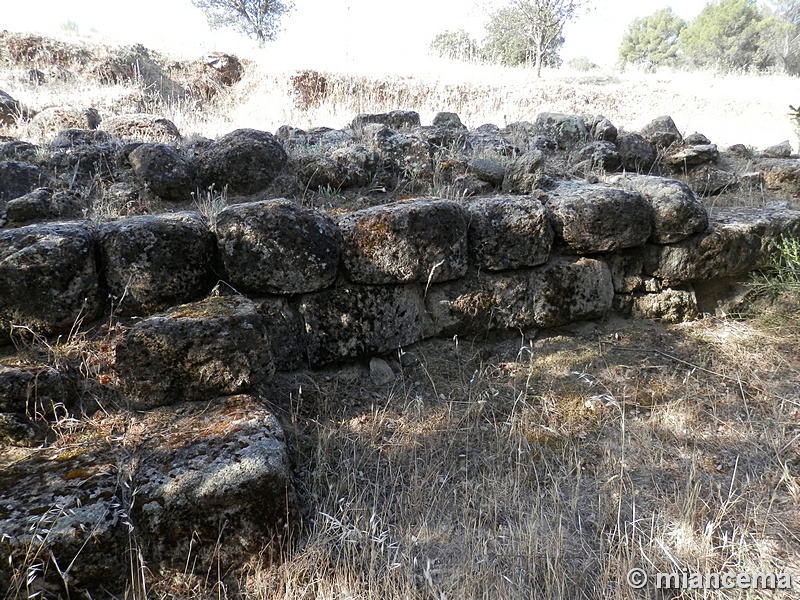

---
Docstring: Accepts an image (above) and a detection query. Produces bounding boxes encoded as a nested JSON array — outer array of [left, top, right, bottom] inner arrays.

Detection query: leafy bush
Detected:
[[567, 56, 599, 71]]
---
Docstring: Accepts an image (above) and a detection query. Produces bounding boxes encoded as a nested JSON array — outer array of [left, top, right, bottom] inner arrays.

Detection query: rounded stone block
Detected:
[[216, 199, 341, 295]]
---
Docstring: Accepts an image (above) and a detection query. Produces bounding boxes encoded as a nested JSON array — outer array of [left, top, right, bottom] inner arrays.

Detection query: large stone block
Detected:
[[643, 206, 800, 284], [528, 256, 615, 327], [604, 174, 709, 243], [425, 269, 537, 336], [216, 199, 341, 294], [0, 396, 297, 597], [196, 128, 288, 195], [131, 395, 299, 573], [115, 295, 274, 409], [546, 182, 653, 253], [426, 256, 614, 335], [0, 221, 99, 343], [98, 212, 217, 316], [299, 283, 430, 366], [338, 199, 468, 285], [464, 195, 554, 271]]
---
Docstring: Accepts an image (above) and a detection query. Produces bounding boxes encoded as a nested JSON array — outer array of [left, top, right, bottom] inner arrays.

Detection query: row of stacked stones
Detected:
[[2, 108, 800, 598]]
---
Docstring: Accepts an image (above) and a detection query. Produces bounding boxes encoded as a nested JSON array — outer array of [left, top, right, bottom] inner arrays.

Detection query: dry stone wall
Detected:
[[3, 105, 800, 597], [3, 188, 800, 373]]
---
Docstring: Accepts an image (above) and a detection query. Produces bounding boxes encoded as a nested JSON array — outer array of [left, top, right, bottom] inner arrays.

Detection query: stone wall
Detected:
[[3, 181, 799, 373]]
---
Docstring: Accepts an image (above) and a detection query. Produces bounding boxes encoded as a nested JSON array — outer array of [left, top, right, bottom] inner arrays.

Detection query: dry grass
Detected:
[[235, 311, 800, 600]]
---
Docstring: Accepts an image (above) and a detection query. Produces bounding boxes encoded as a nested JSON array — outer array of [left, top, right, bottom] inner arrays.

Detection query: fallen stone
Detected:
[[0, 160, 50, 201], [5, 188, 89, 225], [639, 115, 682, 150], [762, 140, 793, 158], [754, 158, 800, 197], [616, 133, 656, 173], [664, 144, 720, 172], [352, 110, 421, 130], [501, 150, 546, 193], [0, 395, 297, 597], [684, 164, 738, 196], [369, 357, 395, 386], [128, 143, 194, 202], [101, 113, 181, 143], [535, 112, 589, 149], [631, 287, 699, 323], [196, 128, 288, 196]]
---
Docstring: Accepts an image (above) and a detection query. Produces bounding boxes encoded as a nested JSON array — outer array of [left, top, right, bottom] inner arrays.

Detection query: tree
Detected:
[[483, 0, 585, 77], [429, 30, 483, 62], [763, 1, 800, 73], [618, 8, 687, 70], [191, 0, 293, 45], [678, 0, 773, 71]]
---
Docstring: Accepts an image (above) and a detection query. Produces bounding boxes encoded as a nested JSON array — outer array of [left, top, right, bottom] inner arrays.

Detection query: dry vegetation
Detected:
[[2, 32, 800, 600]]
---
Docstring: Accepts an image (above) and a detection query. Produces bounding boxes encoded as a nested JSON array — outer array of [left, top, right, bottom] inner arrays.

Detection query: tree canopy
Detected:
[[618, 8, 687, 70], [618, 0, 800, 74], [191, 0, 293, 45], [430, 0, 586, 76]]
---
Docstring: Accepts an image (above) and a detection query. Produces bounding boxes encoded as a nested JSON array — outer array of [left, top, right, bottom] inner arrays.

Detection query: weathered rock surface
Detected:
[[128, 143, 194, 202], [426, 256, 614, 335], [685, 164, 738, 195], [98, 212, 217, 316], [300, 283, 430, 366], [352, 110, 421, 130], [294, 145, 379, 190], [338, 199, 468, 284], [573, 141, 621, 172], [762, 140, 793, 158], [586, 115, 618, 142], [664, 144, 720, 172], [0, 221, 99, 343], [535, 112, 589, 149], [640, 115, 682, 149], [754, 158, 800, 197], [115, 295, 274, 409], [501, 150, 546, 193], [255, 298, 307, 371], [545, 182, 653, 253], [0, 395, 297, 597], [101, 113, 181, 143], [643, 206, 800, 284], [604, 174, 709, 243], [5, 187, 89, 225], [464, 195, 554, 270], [26, 106, 101, 141], [0, 89, 21, 125], [0, 160, 50, 201], [616, 133, 656, 173], [467, 157, 506, 186], [130, 395, 298, 574], [196, 128, 288, 195], [631, 287, 699, 323], [216, 199, 341, 294]]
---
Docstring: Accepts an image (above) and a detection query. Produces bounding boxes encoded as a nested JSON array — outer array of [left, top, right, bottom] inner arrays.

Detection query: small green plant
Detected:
[[750, 234, 800, 297]]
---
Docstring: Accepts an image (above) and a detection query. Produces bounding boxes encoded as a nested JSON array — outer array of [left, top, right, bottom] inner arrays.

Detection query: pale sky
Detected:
[[3, 1, 708, 68]]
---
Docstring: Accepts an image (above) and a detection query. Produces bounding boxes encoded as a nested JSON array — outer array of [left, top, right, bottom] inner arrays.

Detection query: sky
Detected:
[[3, 0, 708, 68]]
